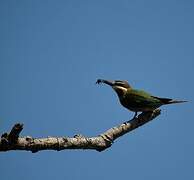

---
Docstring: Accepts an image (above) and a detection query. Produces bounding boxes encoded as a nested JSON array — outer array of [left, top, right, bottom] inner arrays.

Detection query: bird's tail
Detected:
[[166, 99, 188, 104], [151, 96, 188, 104]]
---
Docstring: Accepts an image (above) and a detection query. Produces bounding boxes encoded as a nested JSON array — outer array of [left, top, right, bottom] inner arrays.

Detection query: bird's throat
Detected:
[[113, 86, 128, 98]]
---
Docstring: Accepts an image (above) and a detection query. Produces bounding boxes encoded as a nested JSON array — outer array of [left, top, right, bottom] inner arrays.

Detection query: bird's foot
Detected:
[[132, 112, 138, 119]]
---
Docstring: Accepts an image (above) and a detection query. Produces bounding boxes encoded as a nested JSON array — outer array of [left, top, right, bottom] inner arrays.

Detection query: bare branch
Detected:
[[0, 109, 161, 153]]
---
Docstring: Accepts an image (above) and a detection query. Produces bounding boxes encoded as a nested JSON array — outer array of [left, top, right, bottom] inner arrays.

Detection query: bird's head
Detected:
[[96, 79, 131, 97]]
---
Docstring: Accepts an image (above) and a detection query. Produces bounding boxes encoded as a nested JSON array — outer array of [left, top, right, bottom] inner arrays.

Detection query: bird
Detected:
[[96, 79, 187, 118]]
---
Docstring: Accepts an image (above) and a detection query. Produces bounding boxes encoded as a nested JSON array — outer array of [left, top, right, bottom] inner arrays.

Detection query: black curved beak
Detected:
[[96, 79, 114, 86]]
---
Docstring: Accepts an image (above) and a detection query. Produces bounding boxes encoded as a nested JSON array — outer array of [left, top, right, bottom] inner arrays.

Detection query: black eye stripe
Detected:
[[115, 83, 126, 87], [114, 80, 131, 88], [115, 80, 123, 83]]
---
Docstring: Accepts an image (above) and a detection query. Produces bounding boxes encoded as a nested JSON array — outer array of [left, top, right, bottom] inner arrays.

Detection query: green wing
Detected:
[[122, 89, 162, 111]]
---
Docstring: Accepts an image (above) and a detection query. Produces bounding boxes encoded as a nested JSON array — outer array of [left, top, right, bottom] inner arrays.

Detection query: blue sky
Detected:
[[0, 1, 194, 179]]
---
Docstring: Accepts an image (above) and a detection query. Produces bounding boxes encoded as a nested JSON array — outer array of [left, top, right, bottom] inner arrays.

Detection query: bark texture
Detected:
[[0, 109, 161, 153]]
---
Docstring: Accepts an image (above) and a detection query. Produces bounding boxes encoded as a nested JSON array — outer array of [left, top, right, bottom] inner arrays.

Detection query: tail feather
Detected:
[[167, 99, 188, 104], [151, 96, 188, 104]]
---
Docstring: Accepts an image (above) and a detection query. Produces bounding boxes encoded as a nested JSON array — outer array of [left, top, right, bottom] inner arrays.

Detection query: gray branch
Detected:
[[0, 109, 161, 153]]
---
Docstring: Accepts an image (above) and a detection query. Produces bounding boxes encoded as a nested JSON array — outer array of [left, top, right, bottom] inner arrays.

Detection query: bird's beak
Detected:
[[96, 79, 115, 86]]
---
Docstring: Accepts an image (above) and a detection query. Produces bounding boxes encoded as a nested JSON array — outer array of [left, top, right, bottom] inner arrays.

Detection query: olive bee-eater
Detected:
[[96, 79, 187, 118]]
